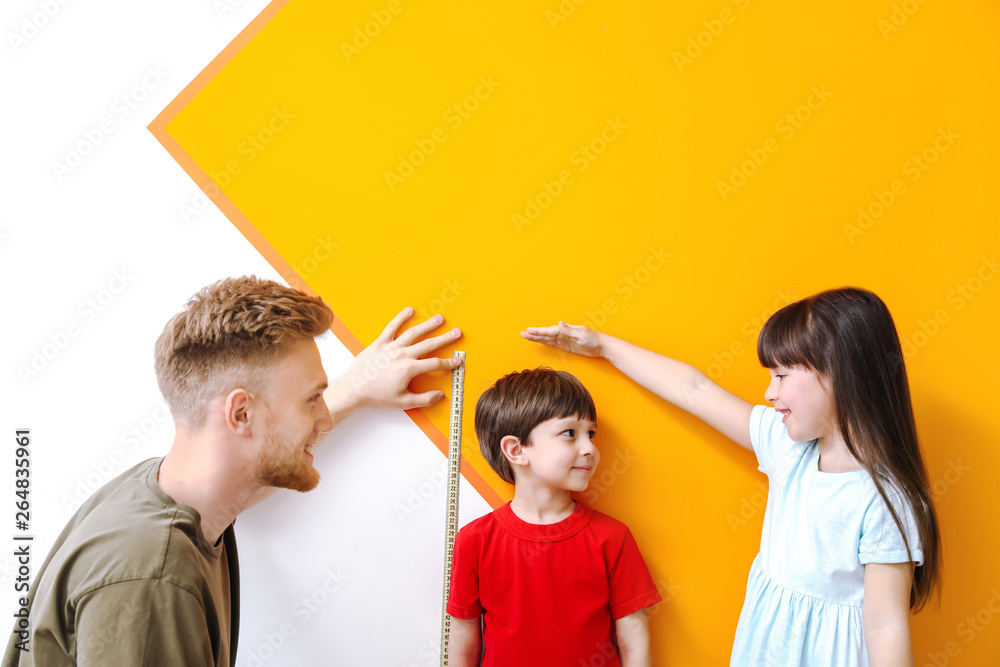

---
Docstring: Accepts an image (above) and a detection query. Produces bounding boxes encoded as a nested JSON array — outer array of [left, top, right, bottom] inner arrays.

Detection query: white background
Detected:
[[1, 1, 490, 664]]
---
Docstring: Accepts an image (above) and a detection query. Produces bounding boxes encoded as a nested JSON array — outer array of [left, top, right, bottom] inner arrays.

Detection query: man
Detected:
[[3, 276, 463, 666]]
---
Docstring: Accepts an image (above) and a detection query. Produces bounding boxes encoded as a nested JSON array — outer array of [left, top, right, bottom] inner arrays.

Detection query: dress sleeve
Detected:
[[749, 404, 780, 475], [446, 526, 483, 619], [858, 491, 924, 566], [608, 528, 662, 620], [76, 579, 218, 667]]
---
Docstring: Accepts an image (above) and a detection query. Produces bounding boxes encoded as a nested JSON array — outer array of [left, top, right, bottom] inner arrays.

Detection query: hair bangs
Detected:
[[550, 373, 597, 424], [756, 298, 826, 372]]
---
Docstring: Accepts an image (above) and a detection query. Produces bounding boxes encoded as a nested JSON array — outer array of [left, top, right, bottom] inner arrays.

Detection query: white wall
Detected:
[[0, 2, 490, 664]]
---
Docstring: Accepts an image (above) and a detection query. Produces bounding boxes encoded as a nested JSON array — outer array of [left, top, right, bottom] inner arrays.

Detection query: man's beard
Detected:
[[254, 423, 320, 493]]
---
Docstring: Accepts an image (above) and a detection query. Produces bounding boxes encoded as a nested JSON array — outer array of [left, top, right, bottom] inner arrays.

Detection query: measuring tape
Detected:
[[440, 350, 465, 667]]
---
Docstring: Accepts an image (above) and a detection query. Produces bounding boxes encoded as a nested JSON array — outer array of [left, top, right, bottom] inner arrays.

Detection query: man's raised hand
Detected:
[[331, 307, 463, 414]]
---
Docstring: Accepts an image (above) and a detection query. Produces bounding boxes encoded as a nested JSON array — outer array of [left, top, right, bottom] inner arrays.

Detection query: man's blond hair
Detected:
[[154, 276, 333, 428]]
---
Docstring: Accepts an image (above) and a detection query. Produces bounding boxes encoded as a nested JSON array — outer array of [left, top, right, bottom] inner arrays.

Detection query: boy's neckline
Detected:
[[495, 501, 594, 543], [509, 495, 577, 525]]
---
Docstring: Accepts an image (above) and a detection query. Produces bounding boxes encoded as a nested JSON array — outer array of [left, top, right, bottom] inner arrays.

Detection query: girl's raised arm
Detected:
[[522, 322, 755, 450]]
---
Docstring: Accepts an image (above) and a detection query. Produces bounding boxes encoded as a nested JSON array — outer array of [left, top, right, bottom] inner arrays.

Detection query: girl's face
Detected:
[[764, 365, 838, 444]]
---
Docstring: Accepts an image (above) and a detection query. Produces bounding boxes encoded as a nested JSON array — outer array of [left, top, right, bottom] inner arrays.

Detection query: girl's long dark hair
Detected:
[[757, 287, 941, 610]]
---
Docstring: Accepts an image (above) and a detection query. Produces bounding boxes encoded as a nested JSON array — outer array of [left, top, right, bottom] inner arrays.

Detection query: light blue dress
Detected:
[[730, 406, 923, 667]]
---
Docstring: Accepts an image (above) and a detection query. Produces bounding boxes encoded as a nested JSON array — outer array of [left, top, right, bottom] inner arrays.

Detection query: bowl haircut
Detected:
[[475, 367, 596, 484]]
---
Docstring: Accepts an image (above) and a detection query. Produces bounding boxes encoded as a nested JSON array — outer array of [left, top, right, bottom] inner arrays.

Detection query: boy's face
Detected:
[[520, 415, 599, 493]]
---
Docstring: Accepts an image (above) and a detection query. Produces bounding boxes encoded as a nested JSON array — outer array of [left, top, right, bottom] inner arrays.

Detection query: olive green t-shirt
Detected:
[[2, 458, 238, 666]]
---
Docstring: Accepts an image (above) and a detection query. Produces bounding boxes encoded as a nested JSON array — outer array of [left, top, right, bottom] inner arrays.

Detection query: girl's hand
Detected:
[[521, 321, 604, 358], [525, 321, 755, 450]]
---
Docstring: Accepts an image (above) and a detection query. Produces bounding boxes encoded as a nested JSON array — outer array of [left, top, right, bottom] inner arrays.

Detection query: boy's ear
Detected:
[[500, 435, 528, 468]]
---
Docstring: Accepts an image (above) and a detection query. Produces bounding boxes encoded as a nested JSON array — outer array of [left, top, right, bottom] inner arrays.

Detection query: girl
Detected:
[[521, 287, 941, 667]]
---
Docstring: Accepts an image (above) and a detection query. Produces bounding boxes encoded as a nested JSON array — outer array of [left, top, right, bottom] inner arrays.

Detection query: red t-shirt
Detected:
[[447, 501, 661, 667]]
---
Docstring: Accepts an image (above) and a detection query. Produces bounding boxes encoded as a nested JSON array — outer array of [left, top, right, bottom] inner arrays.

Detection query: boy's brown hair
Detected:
[[154, 276, 332, 428], [475, 367, 597, 484]]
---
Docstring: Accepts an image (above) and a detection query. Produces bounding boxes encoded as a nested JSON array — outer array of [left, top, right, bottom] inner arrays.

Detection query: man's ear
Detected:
[[500, 435, 528, 469], [224, 388, 255, 438]]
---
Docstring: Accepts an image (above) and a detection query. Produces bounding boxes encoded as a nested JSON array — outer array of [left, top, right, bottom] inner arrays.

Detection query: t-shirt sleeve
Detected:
[[75, 579, 217, 667], [446, 526, 483, 619], [749, 404, 779, 475], [608, 528, 662, 620], [858, 491, 924, 566]]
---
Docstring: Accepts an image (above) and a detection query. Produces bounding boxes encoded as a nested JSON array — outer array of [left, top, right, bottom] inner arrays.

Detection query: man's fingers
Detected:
[[406, 328, 462, 358], [376, 307, 416, 344], [409, 355, 462, 377], [401, 390, 447, 410], [394, 313, 448, 347]]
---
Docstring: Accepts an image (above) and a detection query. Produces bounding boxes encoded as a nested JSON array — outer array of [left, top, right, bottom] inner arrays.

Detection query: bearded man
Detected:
[[3, 277, 463, 666]]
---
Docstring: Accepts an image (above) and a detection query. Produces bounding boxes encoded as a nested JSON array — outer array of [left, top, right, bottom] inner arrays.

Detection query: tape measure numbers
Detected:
[[440, 350, 465, 667]]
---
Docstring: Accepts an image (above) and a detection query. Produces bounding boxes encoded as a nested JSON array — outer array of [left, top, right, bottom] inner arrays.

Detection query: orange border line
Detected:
[[147, 0, 503, 510]]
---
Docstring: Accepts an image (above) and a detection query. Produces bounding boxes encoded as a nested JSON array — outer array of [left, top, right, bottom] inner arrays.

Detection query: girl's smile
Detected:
[[764, 365, 838, 445]]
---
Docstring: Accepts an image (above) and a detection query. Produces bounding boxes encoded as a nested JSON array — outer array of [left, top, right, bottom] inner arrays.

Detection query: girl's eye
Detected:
[[562, 429, 575, 437], [588, 431, 597, 439]]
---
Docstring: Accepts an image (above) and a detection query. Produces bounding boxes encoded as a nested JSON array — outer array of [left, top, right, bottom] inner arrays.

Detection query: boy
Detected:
[[447, 367, 660, 667]]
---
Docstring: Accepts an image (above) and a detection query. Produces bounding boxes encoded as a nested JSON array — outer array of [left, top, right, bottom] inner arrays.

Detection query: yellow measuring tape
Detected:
[[440, 350, 465, 666]]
